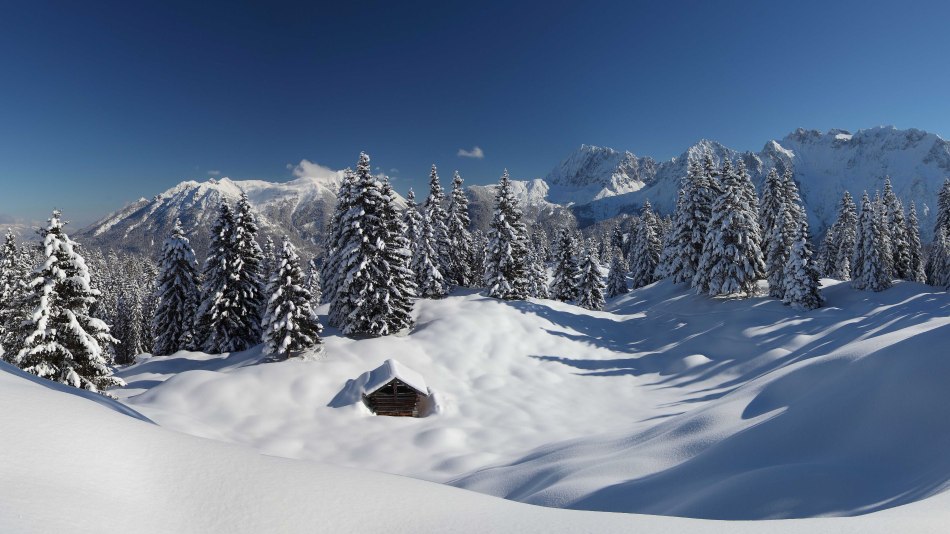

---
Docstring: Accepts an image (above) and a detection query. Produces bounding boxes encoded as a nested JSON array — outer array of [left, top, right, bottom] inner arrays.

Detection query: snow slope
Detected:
[[109, 279, 950, 522], [4, 353, 950, 533]]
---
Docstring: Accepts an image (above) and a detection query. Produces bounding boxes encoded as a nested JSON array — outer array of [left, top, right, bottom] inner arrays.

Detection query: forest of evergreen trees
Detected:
[[2, 150, 950, 397]]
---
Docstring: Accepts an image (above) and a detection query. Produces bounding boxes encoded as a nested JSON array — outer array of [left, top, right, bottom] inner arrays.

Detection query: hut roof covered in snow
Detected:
[[360, 359, 428, 396]]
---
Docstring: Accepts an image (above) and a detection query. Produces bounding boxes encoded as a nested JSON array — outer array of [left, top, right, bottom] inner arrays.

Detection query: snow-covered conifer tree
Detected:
[[470, 229, 488, 285], [576, 247, 606, 311], [15, 211, 123, 394], [758, 168, 783, 249], [873, 191, 894, 280], [828, 191, 858, 280], [782, 166, 804, 227], [694, 158, 765, 296], [262, 238, 323, 359], [765, 203, 795, 299], [629, 201, 661, 289], [262, 235, 276, 286], [906, 202, 926, 283], [550, 227, 579, 302], [230, 192, 266, 343], [412, 209, 448, 298], [377, 178, 416, 332], [882, 178, 910, 279], [323, 169, 356, 313], [151, 219, 200, 356], [852, 192, 892, 292], [929, 227, 950, 289], [424, 165, 451, 273], [445, 171, 475, 287], [606, 249, 629, 298], [483, 170, 530, 300], [195, 201, 236, 352], [0, 231, 30, 361], [304, 258, 323, 306], [526, 248, 550, 299], [666, 158, 715, 284], [926, 179, 950, 284], [782, 219, 823, 310], [329, 154, 415, 335]]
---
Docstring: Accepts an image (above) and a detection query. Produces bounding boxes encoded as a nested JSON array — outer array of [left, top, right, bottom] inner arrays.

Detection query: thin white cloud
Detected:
[[457, 146, 485, 159], [207, 169, 221, 176], [290, 159, 345, 181]]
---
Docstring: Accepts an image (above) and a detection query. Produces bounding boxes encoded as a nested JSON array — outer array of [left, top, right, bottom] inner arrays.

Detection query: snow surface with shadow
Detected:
[[104, 278, 950, 521]]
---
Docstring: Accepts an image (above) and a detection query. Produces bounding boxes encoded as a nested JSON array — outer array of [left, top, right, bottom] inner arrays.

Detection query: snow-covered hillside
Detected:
[[7, 278, 950, 532], [97, 278, 950, 522], [7, 363, 950, 534]]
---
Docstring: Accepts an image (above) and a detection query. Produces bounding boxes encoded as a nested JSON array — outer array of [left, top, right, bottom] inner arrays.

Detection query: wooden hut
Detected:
[[361, 359, 429, 417]]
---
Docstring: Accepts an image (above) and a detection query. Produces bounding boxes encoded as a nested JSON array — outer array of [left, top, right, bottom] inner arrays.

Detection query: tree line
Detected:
[[2, 150, 949, 397]]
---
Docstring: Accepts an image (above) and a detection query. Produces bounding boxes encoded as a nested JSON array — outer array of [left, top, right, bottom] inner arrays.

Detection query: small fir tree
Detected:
[[262, 238, 323, 359]]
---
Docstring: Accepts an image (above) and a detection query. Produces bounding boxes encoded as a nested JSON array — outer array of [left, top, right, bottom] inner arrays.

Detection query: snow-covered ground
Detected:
[[4, 357, 950, 533], [105, 279, 950, 520], [5, 279, 950, 531]]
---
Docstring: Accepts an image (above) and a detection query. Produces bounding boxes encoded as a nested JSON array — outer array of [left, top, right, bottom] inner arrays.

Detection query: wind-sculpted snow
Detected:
[[7, 363, 950, 533], [453, 280, 950, 519], [106, 278, 950, 521]]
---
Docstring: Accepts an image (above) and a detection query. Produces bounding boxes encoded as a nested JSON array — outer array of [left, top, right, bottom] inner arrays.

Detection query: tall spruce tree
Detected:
[[882, 178, 911, 279], [576, 247, 606, 311], [304, 257, 323, 306], [629, 202, 661, 289], [329, 154, 415, 335], [483, 170, 530, 300], [412, 209, 448, 298], [929, 227, 950, 289], [323, 169, 357, 313], [15, 211, 124, 395], [682, 155, 718, 285], [0, 231, 30, 361], [765, 202, 795, 299], [606, 249, 629, 298], [526, 247, 550, 299], [828, 191, 858, 280], [231, 192, 266, 344], [758, 168, 784, 249], [195, 201, 238, 352], [906, 202, 927, 283], [873, 191, 894, 280], [377, 178, 416, 332], [550, 227, 580, 302], [152, 219, 201, 356], [782, 166, 804, 227], [782, 219, 823, 310], [262, 238, 323, 359], [446, 171, 475, 286], [695, 158, 765, 296], [852, 192, 892, 292], [424, 165, 451, 273], [927, 179, 950, 285]]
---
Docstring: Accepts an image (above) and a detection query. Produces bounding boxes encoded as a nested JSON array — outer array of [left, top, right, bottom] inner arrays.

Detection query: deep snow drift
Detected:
[[4, 356, 950, 533], [104, 279, 950, 522]]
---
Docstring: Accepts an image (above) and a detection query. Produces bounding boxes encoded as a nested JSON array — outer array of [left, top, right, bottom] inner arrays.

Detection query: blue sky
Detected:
[[2, 0, 950, 226]]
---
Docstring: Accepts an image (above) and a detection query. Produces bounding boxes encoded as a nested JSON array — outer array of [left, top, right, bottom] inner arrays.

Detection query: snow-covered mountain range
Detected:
[[75, 126, 950, 258], [559, 127, 950, 239]]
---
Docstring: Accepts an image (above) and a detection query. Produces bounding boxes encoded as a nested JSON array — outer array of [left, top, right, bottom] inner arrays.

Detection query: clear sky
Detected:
[[2, 0, 950, 226]]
